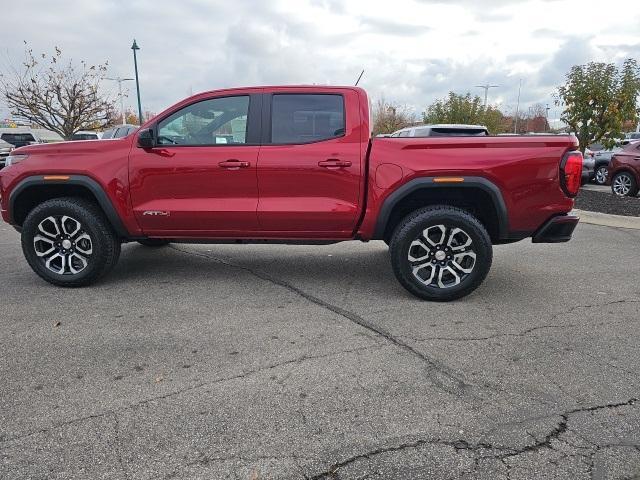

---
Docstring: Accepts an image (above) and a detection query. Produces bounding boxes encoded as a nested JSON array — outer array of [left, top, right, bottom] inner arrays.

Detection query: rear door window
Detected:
[[270, 94, 344, 144]]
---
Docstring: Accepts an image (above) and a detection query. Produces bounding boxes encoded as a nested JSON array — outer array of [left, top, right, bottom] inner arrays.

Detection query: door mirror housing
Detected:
[[137, 128, 155, 148]]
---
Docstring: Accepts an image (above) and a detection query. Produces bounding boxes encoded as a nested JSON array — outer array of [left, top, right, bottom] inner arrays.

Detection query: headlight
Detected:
[[5, 154, 29, 166]]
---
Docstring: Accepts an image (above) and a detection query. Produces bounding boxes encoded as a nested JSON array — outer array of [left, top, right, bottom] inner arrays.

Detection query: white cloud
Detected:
[[0, 0, 638, 119]]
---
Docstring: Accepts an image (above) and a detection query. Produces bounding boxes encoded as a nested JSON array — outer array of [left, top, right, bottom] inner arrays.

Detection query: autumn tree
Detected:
[[556, 59, 640, 152], [0, 44, 116, 140], [371, 97, 415, 135], [423, 92, 507, 134]]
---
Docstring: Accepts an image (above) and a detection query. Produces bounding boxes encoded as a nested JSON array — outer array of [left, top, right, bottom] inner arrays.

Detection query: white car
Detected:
[[390, 124, 489, 137], [0, 139, 14, 168]]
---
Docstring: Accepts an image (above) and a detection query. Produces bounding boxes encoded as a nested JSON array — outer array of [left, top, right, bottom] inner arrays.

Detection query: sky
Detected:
[[1, 0, 639, 123]]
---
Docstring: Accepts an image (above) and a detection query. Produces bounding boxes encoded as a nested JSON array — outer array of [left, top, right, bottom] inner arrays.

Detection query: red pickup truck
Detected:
[[0, 86, 582, 301]]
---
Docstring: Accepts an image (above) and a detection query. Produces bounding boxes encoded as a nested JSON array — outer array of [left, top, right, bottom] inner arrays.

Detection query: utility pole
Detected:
[[475, 83, 499, 109], [546, 104, 551, 132], [514, 79, 522, 134], [131, 39, 143, 125], [106, 77, 134, 124]]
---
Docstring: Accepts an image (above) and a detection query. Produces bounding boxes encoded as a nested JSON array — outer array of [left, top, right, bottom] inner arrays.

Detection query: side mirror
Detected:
[[137, 128, 155, 148]]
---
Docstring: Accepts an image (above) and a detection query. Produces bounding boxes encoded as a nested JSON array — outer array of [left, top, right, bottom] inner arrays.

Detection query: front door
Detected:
[[129, 93, 261, 237], [256, 91, 363, 237]]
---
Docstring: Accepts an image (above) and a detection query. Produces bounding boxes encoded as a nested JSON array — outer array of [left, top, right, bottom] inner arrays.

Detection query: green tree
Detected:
[[556, 59, 640, 152], [423, 92, 506, 134], [0, 44, 115, 140]]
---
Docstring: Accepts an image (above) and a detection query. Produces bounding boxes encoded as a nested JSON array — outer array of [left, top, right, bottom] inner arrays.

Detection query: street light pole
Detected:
[[546, 104, 551, 132], [514, 79, 522, 134], [106, 77, 134, 124], [131, 39, 143, 125], [475, 83, 500, 109]]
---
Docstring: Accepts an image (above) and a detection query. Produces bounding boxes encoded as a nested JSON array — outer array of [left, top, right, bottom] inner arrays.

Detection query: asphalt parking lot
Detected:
[[1, 221, 640, 480]]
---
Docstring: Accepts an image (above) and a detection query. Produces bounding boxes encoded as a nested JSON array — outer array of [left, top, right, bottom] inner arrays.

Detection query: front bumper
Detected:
[[532, 215, 579, 243]]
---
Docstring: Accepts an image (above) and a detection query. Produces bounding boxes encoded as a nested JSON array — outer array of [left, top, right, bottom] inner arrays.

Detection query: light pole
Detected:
[[131, 39, 143, 125], [475, 84, 500, 109], [514, 79, 522, 134], [106, 77, 134, 124], [546, 104, 551, 132]]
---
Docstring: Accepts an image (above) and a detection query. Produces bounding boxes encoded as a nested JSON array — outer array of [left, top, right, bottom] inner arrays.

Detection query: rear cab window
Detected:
[[270, 94, 345, 144]]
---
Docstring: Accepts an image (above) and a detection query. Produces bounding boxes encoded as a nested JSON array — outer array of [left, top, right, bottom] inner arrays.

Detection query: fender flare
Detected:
[[372, 176, 509, 240], [9, 174, 130, 238]]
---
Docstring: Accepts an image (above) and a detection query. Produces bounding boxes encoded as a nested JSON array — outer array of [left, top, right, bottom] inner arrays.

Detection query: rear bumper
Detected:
[[532, 215, 579, 243]]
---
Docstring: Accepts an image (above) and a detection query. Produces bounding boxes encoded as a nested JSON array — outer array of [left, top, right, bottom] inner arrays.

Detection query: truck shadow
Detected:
[[104, 242, 539, 305]]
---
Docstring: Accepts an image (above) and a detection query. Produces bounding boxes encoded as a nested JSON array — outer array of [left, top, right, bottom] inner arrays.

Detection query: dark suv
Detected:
[[608, 142, 640, 197]]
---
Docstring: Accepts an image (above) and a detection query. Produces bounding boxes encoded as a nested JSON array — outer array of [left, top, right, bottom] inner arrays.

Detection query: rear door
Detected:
[[256, 89, 363, 237]]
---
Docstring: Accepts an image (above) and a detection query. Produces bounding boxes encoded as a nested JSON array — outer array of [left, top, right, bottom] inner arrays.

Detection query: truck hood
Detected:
[[13, 138, 126, 156]]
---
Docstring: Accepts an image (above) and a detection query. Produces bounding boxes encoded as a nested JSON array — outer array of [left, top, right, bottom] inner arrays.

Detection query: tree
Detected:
[[371, 97, 415, 135], [423, 92, 507, 134], [556, 59, 640, 152], [0, 44, 116, 140]]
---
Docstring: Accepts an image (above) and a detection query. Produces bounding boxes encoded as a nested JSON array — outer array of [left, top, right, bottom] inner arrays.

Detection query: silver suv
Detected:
[[101, 124, 138, 139]]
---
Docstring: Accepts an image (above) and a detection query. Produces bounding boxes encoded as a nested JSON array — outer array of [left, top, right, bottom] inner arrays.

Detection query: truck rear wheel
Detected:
[[21, 197, 121, 287], [389, 206, 492, 301]]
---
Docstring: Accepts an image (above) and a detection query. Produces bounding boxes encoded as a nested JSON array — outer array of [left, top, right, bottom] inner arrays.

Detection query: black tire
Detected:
[[137, 239, 170, 247], [21, 197, 121, 287], [611, 171, 638, 197], [594, 165, 608, 185], [389, 206, 492, 301]]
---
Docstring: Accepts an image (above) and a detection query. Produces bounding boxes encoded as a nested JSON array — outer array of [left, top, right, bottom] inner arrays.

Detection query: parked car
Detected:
[[0, 139, 13, 168], [608, 142, 640, 197], [0, 86, 581, 301], [624, 132, 640, 141], [589, 143, 623, 185], [71, 131, 100, 141], [0, 131, 41, 148], [101, 124, 138, 139], [582, 148, 595, 184], [390, 124, 489, 137]]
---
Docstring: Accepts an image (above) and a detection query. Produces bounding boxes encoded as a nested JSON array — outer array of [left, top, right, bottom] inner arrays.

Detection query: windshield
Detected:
[[1, 133, 35, 143]]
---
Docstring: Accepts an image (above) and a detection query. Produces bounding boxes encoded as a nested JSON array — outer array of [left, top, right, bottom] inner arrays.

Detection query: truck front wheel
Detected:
[[21, 197, 121, 287], [389, 206, 492, 301]]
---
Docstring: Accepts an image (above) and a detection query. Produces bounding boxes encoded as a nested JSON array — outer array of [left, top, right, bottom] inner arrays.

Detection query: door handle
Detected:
[[633, 157, 640, 161], [219, 159, 250, 169], [318, 159, 352, 168]]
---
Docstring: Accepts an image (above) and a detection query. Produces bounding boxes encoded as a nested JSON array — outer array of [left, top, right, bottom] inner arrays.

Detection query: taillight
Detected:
[[560, 151, 583, 197]]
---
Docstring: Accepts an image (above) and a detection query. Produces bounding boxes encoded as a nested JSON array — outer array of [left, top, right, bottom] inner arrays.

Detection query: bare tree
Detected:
[[372, 97, 415, 135], [0, 44, 116, 140]]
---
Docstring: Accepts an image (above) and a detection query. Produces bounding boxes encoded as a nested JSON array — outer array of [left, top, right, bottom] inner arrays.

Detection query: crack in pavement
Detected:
[[307, 398, 639, 479], [399, 298, 640, 343], [0, 344, 380, 446], [170, 246, 472, 396]]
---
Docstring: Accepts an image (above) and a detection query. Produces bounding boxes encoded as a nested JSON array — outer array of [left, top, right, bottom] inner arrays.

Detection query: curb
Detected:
[[571, 209, 640, 230]]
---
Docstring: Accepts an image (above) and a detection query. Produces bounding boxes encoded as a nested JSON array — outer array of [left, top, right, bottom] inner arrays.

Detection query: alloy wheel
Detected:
[[595, 167, 608, 185], [407, 224, 477, 289], [612, 174, 632, 196], [33, 215, 93, 275]]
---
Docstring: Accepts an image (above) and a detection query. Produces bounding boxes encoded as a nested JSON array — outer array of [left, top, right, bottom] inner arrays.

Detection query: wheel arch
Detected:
[[9, 175, 129, 238], [373, 177, 509, 243]]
